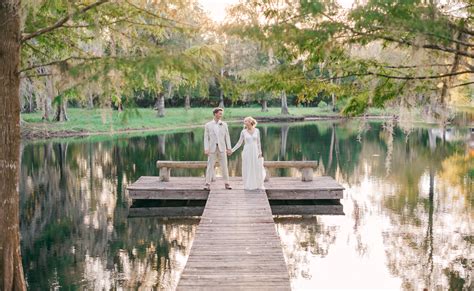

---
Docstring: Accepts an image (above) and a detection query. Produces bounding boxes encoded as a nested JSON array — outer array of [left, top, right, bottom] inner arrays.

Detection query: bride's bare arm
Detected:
[[231, 130, 244, 153]]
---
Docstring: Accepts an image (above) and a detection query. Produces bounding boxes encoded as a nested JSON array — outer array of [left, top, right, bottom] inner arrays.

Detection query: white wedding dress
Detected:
[[232, 128, 266, 190]]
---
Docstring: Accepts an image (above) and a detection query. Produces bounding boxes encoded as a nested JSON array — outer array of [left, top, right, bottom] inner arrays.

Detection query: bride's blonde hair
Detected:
[[243, 116, 257, 129]]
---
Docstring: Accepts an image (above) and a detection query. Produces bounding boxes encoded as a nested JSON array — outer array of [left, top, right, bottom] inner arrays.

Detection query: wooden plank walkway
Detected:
[[177, 181, 291, 290], [127, 176, 344, 200]]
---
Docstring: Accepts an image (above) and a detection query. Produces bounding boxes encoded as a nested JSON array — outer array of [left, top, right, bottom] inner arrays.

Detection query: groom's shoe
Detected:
[[203, 183, 210, 190], [225, 183, 232, 190]]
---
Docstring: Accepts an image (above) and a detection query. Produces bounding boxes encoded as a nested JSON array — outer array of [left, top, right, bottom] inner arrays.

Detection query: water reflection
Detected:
[[19, 139, 197, 289], [19, 120, 473, 289], [274, 122, 473, 290]]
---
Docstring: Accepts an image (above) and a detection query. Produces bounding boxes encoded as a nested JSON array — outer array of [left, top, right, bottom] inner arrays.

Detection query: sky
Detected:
[[198, 0, 239, 23], [199, 0, 355, 23]]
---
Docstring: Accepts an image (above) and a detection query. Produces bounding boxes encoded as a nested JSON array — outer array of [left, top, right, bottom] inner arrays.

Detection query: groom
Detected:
[[203, 107, 232, 190]]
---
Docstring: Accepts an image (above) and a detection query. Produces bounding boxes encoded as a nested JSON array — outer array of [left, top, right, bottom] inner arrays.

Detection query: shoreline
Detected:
[[21, 114, 397, 141]]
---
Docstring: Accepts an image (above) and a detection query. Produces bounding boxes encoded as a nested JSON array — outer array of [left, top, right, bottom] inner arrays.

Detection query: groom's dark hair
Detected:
[[213, 107, 224, 115]]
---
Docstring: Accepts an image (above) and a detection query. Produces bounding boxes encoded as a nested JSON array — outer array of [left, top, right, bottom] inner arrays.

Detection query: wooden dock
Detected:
[[176, 181, 291, 290], [127, 176, 344, 200], [126, 160, 344, 289]]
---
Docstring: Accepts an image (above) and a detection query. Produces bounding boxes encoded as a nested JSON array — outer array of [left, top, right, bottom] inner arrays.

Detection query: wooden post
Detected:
[[301, 167, 313, 182], [160, 167, 170, 182], [264, 167, 270, 182]]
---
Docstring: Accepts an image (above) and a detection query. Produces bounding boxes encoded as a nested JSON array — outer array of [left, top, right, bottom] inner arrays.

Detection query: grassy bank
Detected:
[[21, 106, 395, 139]]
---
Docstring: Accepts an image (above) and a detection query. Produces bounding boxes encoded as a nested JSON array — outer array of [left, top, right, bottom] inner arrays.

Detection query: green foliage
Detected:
[[372, 79, 405, 108], [20, 0, 473, 120], [21, 0, 222, 113], [224, 0, 473, 117], [52, 87, 78, 106], [342, 92, 370, 116], [318, 101, 328, 109]]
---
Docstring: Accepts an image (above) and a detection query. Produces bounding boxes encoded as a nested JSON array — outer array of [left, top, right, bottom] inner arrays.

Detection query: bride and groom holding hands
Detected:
[[203, 107, 265, 191]]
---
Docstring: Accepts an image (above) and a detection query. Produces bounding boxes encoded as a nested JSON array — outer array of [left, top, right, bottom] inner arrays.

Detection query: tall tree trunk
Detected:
[[88, 92, 94, 109], [117, 100, 123, 112], [156, 94, 165, 117], [184, 94, 191, 111], [219, 68, 225, 108], [157, 82, 172, 118], [219, 91, 224, 108], [0, 1, 27, 290], [280, 91, 289, 115], [331, 93, 336, 112], [43, 74, 54, 121], [42, 94, 51, 121], [261, 100, 268, 112], [54, 99, 68, 121], [24, 92, 34, 113], [329, 68, 338, 112]]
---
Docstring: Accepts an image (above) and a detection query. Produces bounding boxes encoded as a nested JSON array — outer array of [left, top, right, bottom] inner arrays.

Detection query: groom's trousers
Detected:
[[205, 150, 229, 184]]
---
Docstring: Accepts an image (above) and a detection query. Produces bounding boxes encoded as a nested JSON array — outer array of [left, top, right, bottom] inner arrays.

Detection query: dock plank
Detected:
[[176, 186, 291, 290]]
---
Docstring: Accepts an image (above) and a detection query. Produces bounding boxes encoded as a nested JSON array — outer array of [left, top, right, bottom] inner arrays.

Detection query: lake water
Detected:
[[19, 120, 473, 290]]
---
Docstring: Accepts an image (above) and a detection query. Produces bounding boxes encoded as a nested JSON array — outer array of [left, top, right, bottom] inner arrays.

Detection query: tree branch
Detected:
[[62, 16, 177, 30], [20, 56, 101, 73], [383, 64, 453, 69], [323, 70, 473, 81], [323, 10, 474, 59], [450, 80, 474, 88], [21, 0, 109, 42], [368, 70, 472, 80], [444, 4, 474, 14], [23, 42, 49, 58], [369, 24, 474, 48], [448, 23, 474, 37], [416, 30, 474, 48], [124, 0, 196, 30], [21, 73, 52, 79], [368, 34, 474, 59]]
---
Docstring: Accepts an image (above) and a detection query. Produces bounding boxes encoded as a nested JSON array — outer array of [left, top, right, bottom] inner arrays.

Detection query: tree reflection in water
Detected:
[[19, 139, 198, 289], [269, 122, 472, 290], [18, 121, 473, 289], [275, 216, 338, 280]]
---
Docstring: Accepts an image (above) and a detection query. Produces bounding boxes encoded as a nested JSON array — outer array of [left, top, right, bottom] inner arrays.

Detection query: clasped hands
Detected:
[[204, 150, 260, 158]]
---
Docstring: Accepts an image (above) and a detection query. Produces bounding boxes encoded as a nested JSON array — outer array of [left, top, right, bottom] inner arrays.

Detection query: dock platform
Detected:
[[127, 176, 344, 200]]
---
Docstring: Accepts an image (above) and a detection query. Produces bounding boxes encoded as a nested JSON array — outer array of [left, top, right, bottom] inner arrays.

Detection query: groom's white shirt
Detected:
[[204, 119, 231, 153]]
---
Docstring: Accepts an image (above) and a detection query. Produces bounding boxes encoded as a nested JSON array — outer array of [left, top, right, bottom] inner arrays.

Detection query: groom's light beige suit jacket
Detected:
[[204, 120, 232, 153]]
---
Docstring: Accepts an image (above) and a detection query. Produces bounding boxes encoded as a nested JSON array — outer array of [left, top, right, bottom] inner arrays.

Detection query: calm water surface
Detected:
[[20, 120, 473, 290]]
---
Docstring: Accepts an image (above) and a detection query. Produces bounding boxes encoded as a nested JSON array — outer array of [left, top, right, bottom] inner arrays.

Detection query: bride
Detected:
[[231, 116, 266, 190]]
